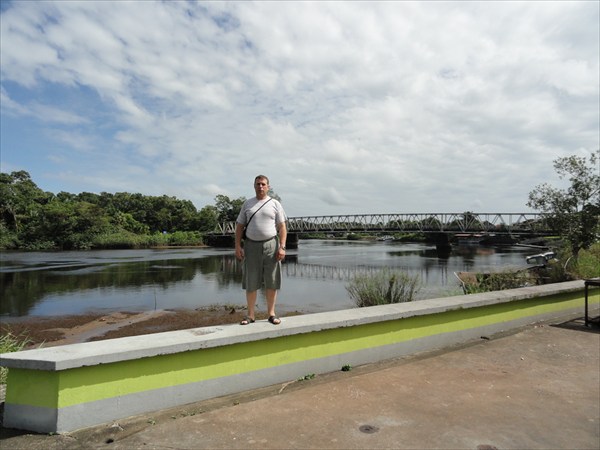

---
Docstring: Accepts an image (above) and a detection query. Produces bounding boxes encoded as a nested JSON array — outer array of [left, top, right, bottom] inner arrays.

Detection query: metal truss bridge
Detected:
[[213, 212, 551, 235]]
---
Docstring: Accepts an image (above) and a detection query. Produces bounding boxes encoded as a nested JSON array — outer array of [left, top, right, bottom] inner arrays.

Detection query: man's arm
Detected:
[[235, 223, 245, 261], [276, 221, 287, 261]]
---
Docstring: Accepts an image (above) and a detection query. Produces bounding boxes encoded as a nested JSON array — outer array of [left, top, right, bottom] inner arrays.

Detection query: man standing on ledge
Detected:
[[235, 175, 287, 325]]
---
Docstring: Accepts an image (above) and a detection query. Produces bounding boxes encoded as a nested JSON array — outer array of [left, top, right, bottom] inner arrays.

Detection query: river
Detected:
[[0, 240, 536, 318]]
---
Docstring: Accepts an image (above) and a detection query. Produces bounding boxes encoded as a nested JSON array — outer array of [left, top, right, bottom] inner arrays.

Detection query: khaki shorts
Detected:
[[242, 237, 282, 291]]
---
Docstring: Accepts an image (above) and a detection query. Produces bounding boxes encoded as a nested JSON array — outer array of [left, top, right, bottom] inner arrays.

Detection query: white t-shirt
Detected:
[[236, 197, 286, 241]]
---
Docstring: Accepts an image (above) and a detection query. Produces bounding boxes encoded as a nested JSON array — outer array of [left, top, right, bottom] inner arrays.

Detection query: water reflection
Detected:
[[0, 241, 533, 317], [0, 255, 244, 316]]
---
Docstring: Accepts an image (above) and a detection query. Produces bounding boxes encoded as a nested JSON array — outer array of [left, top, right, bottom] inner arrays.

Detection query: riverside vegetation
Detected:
[[2, 151, 597, 255], [347, 269, 421, 307], [0, 171, 247, 250], [0, 176, 205, 250]]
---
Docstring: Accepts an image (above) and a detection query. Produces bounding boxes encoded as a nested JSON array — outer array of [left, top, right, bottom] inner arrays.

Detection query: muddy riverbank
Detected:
[[1, 307, 301, 348]]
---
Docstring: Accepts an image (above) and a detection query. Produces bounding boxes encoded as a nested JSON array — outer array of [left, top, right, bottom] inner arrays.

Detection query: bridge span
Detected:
[[212, 212, 551, 235]]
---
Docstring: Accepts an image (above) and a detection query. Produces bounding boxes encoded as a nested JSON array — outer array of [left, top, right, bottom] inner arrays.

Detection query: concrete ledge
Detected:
[[0, 281, 587, 371], [1, 280, 597, 433]]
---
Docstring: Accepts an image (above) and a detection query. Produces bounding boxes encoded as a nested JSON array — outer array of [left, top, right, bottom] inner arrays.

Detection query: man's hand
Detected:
[[276, 247, 285, 262], [235, 247, 244, 261]]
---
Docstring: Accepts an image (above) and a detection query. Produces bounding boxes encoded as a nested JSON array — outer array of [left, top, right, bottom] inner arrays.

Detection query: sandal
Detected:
[[268, 315, 281, 325], [240, 317, 255, 325]]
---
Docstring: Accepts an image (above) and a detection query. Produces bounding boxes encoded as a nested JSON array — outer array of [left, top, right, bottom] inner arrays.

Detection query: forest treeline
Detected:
[[0, 171, 245, 250]]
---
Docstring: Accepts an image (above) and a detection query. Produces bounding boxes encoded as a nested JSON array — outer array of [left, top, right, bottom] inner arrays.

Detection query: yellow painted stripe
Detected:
[[6, 290, 585, 409]]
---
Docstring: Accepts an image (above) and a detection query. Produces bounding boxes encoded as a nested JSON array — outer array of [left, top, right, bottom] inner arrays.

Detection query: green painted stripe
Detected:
[[6, 290, 585, 409], [5, 369, 60, 408]]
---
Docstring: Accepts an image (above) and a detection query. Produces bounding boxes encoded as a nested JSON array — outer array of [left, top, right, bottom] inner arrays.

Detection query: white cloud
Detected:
[[0, 1, 598, 216], [320, 186, 348, 207], [1, 88, 87, 125], [45, 129, 95, 152]]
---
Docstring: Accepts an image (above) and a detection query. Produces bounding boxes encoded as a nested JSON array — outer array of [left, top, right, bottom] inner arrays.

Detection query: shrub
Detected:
[[63, 233, 94, 250], [91, 231, 147, 249], [0, 332, 31, 384], [462, 269, 538, 294], [535, 261, 572, 284], [550, 241, 599, 280], [166, 231, 204, 246], [346, 269, 421, 307], [571, 241, 600, 279], [0, 224, 19, 249], [21, 240, 58, 251]]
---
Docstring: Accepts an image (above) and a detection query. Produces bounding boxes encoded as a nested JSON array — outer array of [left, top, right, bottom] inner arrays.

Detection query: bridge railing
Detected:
[[212, 213, 551, 235]]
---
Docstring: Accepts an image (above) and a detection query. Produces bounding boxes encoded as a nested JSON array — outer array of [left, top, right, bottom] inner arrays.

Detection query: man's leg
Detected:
[[246, 290, 258, 319], [265, 288, 281, 324]]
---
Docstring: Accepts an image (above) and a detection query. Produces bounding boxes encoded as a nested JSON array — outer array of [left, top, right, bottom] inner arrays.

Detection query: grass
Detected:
[[298, 373, 316, 381], [572, 242, 600, 279], [0, 331, 31, 384], [91, 231, 204, 249], [461, 269, 539, 294], [346, 269, 421, 307]]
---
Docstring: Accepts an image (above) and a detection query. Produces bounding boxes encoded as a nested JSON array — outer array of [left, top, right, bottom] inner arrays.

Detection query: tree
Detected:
[[33, 200, 112, 249], [0, 170, 221, 248], [0, 171, 51, 233], [214, 195, 246, 223], [197, 205, 219, 232], [113, 211, 149, 234], [527, 151, 600, 256]]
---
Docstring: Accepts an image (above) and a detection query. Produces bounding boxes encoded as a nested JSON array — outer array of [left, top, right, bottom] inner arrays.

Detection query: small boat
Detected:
[[525, 251, 557, 266]]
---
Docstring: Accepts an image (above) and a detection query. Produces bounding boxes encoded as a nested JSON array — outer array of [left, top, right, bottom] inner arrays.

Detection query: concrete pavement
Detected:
[[1, 318, 599, 449]]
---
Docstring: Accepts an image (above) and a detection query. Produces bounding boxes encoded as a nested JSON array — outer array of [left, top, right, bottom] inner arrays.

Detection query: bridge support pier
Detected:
[[286, 233, 298, 249], [205, 235, 235, 247], [432, 233, 452, 257]]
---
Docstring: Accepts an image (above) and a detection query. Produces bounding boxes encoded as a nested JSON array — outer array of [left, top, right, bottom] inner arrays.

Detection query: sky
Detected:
[[1, 1, 599, 217]]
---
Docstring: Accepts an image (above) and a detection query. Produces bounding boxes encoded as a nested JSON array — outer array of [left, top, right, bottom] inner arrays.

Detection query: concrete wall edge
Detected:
[[0, 280, 587, 371]]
